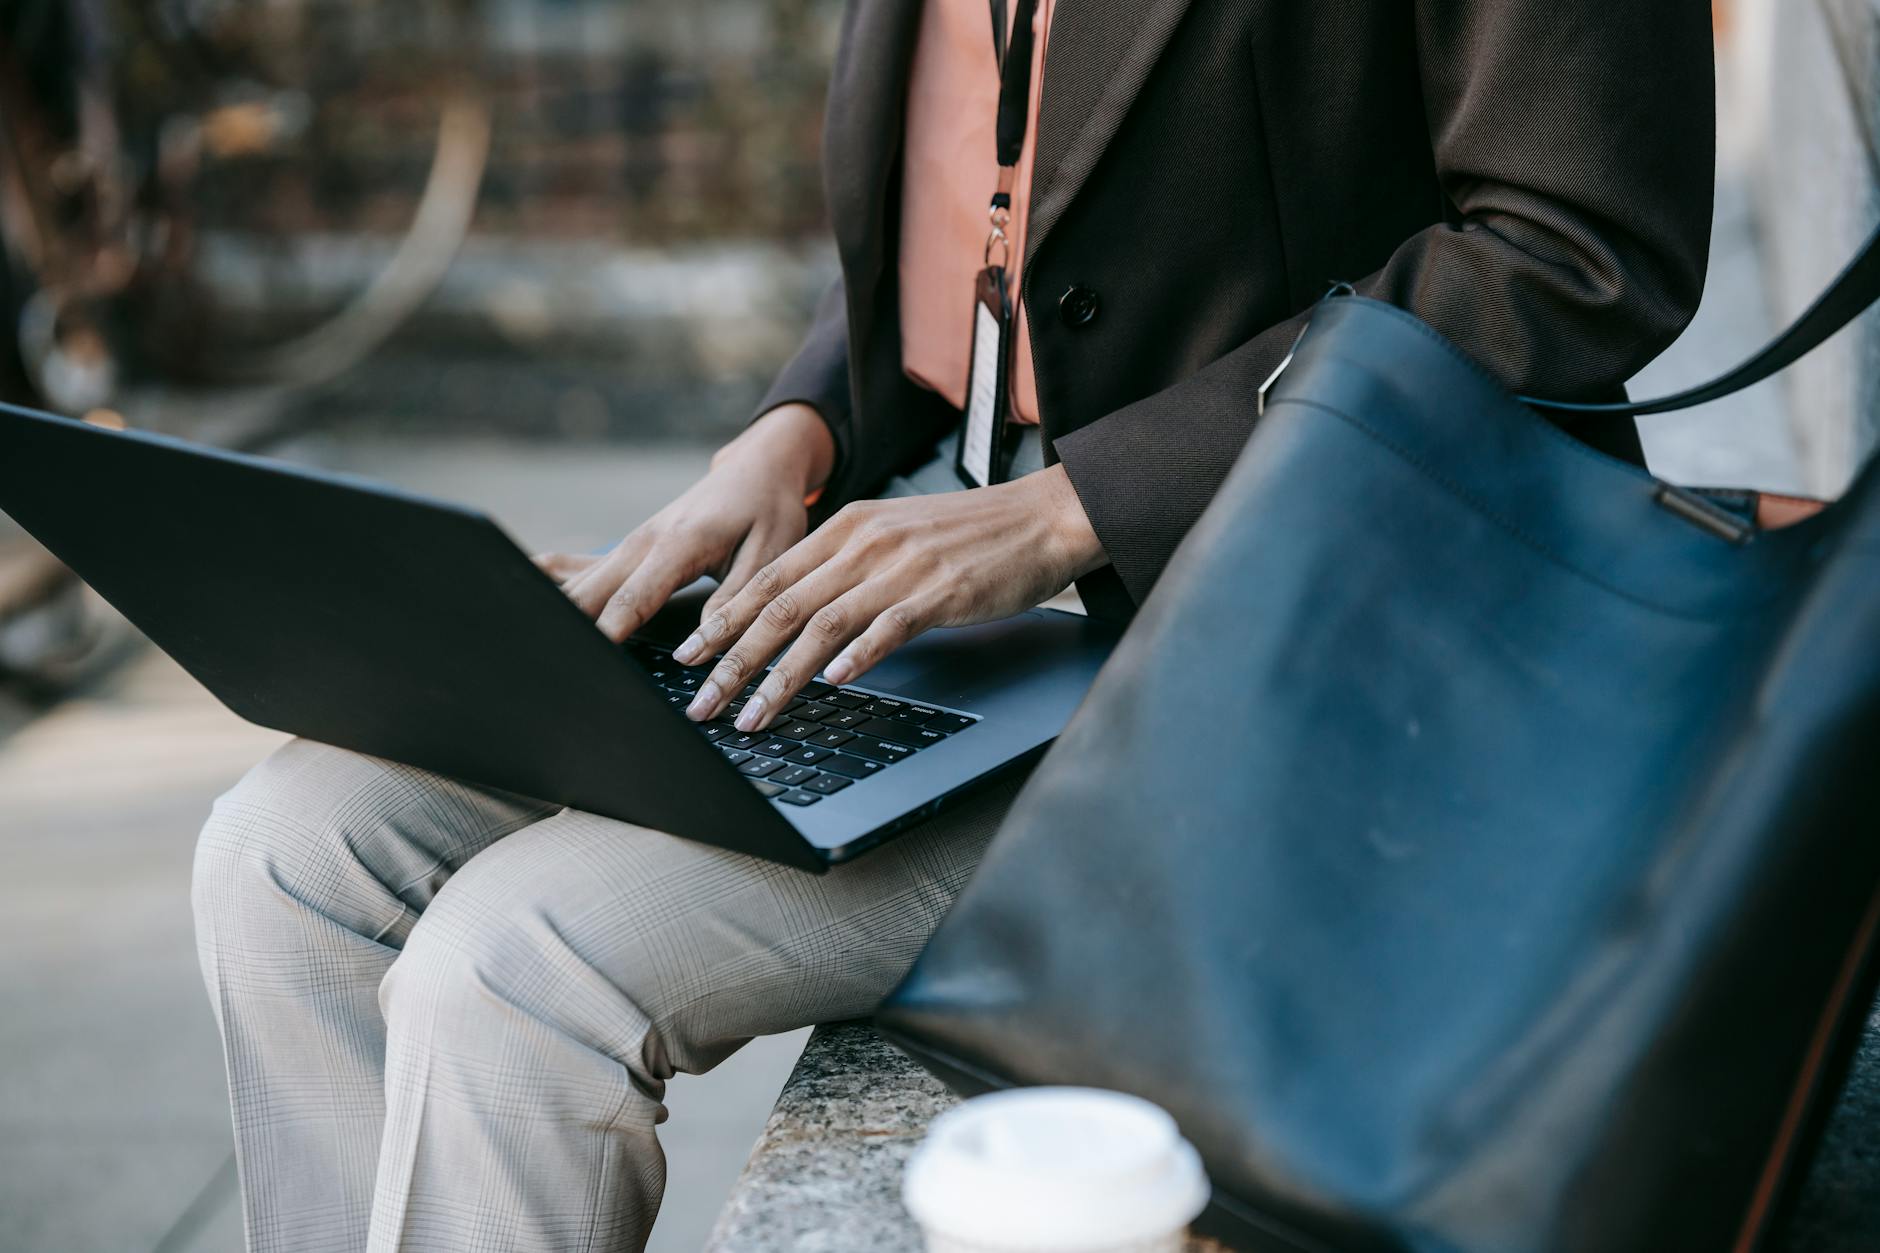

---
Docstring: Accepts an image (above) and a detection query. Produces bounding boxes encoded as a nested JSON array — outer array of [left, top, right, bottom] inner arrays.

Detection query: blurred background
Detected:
[[1, 1, 1876, 1251]]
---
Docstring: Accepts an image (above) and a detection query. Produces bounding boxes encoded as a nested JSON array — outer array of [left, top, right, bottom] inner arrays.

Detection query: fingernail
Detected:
[[673, 633, 705, 664], [686, 681, 720, 721], [825, 658, 853, 685], [735, 694, 768, 732]]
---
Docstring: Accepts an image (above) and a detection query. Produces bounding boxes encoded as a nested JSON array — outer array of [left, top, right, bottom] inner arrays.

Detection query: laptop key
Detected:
[[929, 713, 976, 733], [772, 765, 819, 787], [800, 681, 836, 701], [753, 739, 795, 758], [862, 697, 908, 717], [856, 718, 946, 748], [797, 702, 839, 723], [847, 738, 914, 764], [810, 729, 855, 749], [719, 749, 752, 767], [665, 692, 690, 706], [749, 779, 786, 798], [722, 730, 763, 751], [893, 706, 940, 725], [738, 757, 783, 778], [699, 725, 730, 742], [775, 721, 821, 741], [777, 789, 823, 806], [820, 753, 885, 779], [824, 691, 870, 710], [784, 745, 834, 766], [819, 709, 869, 730], [803, 773, 852, 795]]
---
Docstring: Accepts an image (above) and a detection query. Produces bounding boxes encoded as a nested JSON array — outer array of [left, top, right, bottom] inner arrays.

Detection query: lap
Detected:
[[209, 738, 1016, 1058], [198, 738, 558, 947], [393, 767, 1018, 1065]]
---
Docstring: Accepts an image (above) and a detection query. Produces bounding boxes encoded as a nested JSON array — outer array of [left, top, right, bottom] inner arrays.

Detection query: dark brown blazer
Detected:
[[756, 0, 1717, 619]]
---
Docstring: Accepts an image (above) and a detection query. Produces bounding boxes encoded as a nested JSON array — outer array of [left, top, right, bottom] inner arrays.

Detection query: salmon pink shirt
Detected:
[[897, 0, 1053, 425]]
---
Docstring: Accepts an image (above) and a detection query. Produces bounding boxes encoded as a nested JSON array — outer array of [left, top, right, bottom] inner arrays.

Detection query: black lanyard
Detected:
[[995, 0, 1040, 170], [957, 0, 1040, 490], [985, 0, 1040, 266]]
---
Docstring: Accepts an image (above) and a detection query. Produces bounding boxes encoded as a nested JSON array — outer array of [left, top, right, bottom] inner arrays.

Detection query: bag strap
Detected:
[[1521, 220, 1880, 417]]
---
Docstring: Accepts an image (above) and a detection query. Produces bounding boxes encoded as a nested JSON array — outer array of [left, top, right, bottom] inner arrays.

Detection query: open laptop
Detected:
[[0, 402, 1116, 871]]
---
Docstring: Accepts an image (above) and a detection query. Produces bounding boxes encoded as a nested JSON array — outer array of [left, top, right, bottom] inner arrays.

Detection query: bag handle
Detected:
[[1521, 220, 1880, 417]]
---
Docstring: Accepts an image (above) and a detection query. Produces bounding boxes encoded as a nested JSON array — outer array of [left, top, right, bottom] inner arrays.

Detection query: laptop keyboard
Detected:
[[626, 641, 980, 808]]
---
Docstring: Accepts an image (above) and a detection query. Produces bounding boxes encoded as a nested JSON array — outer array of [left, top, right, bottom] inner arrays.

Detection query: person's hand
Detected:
[[536, 403, 835, 642], [674, 463, 1106, 732]]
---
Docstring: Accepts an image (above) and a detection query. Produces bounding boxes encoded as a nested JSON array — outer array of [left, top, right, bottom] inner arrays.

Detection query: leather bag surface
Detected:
[[877, 234, 1880, 1251]]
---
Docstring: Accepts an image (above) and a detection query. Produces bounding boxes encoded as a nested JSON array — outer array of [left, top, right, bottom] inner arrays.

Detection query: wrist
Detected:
[[718, 403, 836, 496], [1032, 463, 1107, 580]]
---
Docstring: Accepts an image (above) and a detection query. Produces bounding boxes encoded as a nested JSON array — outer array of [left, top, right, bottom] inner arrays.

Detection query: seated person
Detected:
[[192, 1, 1716, 1249]]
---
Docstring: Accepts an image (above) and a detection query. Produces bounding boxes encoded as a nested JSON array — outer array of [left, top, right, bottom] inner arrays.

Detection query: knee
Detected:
[[379, 840, 673, 1076], [192, 740, 416, 953]]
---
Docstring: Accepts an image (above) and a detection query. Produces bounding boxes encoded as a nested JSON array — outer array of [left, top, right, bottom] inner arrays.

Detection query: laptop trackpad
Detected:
[[861, 611, 1061, 709]]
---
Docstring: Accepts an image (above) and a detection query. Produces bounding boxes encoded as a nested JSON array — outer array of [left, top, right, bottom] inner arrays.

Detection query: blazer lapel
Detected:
[[824, 0, 925, 286], [1024, 0, 1197, 270]]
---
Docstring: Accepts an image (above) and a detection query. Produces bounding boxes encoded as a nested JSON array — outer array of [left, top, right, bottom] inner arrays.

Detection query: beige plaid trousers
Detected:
[[193, 738, 1014, 1252]]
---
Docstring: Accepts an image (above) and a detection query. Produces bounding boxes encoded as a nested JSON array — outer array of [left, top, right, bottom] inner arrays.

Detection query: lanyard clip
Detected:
[[984, 194, 1013, 270]]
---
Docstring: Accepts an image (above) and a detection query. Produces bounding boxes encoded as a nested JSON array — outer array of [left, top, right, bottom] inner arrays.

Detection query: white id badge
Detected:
[[956, 266, 1013, 489]]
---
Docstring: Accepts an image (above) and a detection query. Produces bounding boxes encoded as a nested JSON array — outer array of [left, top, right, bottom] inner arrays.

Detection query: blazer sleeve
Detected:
[[1053, 0, 1716, 607], [750, 276, 855, 484]]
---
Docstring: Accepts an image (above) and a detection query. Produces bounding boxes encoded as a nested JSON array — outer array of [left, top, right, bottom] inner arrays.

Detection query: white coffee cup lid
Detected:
[[902, 1087, 1209, 1250]]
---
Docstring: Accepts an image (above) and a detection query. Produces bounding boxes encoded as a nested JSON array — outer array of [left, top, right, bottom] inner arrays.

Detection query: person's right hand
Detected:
[[536, 402, 836, 644]]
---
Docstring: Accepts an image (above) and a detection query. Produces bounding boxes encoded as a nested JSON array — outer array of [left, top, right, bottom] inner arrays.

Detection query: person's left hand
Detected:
[[673, 463, 1106, 732]]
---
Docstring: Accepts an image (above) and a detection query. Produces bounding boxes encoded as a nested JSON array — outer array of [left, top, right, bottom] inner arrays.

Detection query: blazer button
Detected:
[[1057, 284, 1100, 328]]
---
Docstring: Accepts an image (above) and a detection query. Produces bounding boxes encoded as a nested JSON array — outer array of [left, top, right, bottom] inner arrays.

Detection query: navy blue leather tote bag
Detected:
[[879, 227, 1880, 1252]]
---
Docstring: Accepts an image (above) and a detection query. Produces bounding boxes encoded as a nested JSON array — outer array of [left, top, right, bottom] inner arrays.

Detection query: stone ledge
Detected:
[[703, 1021, 958, 1252], [710, 1012, 1880, 1252], [703, 1021, 1230, 1252]]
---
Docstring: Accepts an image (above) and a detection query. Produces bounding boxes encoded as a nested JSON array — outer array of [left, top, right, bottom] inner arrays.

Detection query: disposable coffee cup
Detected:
[[902, 1087, 1209, 1253]]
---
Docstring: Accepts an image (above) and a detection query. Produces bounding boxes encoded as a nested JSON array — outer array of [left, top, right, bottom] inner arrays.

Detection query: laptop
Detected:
[[0, 402, 1117, 871]]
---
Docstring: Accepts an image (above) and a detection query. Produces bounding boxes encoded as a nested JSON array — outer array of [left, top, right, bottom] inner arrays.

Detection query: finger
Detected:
[[562, 532, 654, 619], [595, 542, 705, 643], [691, 559, 858, 728], [824, 599, 931, 688], [737, 585, 880, 728], [680, 536, 776, 664], [535, 551, 598, 582], [673, 524, 842, 675]]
